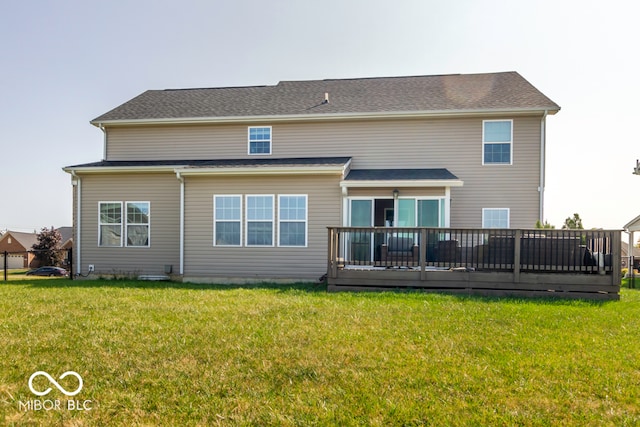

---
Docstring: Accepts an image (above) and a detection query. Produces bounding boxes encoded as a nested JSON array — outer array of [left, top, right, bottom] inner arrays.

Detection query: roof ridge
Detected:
[[278, 71, 518, 85], [162, 85, 272, 92]]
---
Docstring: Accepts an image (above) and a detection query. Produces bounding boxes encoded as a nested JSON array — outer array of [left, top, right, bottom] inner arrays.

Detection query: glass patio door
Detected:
[[349, 199, 373, 262]]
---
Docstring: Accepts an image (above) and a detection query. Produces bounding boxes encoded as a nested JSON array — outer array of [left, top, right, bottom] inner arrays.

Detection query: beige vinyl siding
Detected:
[[106, 115, 544, 229], [183, 174, 342, 281], [78, 173, 180, 276]]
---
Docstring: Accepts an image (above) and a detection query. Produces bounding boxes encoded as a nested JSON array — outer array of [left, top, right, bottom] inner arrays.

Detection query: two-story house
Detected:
[[64, 71, 560, 282]]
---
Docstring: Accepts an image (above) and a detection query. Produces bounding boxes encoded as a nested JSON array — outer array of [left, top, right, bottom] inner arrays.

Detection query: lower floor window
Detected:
[[99, 201, 150, 247], [482, 208, 510, 228], [214, 195, 242, 246], [278, 195, 307, 247], [126, 202, 150, 247], [213, 194, 307, 247], [246, 195, 274, 246], [99, 202, 122, 247]]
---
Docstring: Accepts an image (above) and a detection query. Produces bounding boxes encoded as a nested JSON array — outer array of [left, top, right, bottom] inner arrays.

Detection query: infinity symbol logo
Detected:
[[28, 371, 83, 397]]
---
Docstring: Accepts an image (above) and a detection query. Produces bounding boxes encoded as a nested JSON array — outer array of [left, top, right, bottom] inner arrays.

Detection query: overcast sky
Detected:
[[1, 0, 639, 232]]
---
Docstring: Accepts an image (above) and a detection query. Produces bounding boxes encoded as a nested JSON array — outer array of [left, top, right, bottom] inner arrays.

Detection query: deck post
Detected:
[[332, 228, 339, 279], [611, 230, 621, 287], [327, 228, 333, 279], [420, 229, 427, 281], [513, 229, 521, 283]]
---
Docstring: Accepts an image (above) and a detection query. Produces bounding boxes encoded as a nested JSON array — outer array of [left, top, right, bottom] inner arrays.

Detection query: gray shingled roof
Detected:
[[2, 231, 38, 250], [92, 72, 559, 123], [65, 157, 352, 169], [344, 169, 459, 181]]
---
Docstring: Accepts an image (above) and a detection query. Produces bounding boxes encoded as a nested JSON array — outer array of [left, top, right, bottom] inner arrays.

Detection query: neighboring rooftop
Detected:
[[92, 71, 560, 123], [0, 231, 38, 249]]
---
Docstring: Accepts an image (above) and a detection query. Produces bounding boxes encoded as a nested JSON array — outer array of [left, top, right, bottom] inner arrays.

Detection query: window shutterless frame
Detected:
[[278, 195, 308, 247], [245, 195, 275, 246], [482, 208, 510, 228], [247, 126, 272, 155], [213, 195, 243, 247], [482, 119, 513, 165], [125, 201, 150, 247], [98, 201, 123, 247]]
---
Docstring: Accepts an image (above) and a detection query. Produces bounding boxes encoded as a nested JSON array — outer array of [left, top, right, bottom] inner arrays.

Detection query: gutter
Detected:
[[63, 165, 183, 174], [174, 165, 347, 177], [340, 179, 464, 188], [99, 124, 107, 160], [91, 107, 561, 128]]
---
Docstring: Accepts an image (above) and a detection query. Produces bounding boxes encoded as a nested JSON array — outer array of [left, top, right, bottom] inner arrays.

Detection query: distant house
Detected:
[[64, 71, 560, 282], [621, 241, 640, 270], [0, 228, 74, 269], [57, 226, 74, 266], [623, 215, 640, 270], [58, 226, 74, 250], [0, 231, 39, 268]]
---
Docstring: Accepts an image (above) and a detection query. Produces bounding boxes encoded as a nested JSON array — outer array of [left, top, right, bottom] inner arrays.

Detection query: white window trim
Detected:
[[213, 195, 243, 247], [482, 119, 513, 166], [245, 194, 275, 247], [247, 126, 272, 155], [125, 201, 151, 248], [278, 194, 308, 248], [98, 201, 123, 247], [482, 208, 510, 228]]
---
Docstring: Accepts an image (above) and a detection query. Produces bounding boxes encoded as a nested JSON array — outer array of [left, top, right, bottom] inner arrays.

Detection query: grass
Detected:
[[0, 278, 639, 426]]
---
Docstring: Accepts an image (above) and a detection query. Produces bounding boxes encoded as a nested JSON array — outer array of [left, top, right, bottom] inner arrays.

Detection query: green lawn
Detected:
[[1, 279, 639, 426]]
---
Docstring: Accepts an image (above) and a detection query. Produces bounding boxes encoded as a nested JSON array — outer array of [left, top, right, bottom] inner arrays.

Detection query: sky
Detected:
[[1, 0, 639, 233]]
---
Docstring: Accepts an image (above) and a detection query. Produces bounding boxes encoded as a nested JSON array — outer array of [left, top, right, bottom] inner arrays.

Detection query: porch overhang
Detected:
[[340, 168, 463, 190]]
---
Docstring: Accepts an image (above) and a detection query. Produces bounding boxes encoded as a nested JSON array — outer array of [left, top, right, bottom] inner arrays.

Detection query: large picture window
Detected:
[[246, 195, 274, 246], [126, 202, 150, 247], [278, 195, 307, 247], [248, 126, 272, 155], [99, 202, 123, 247], [214, 195, 242, 246], [483, 120, 512, 165]]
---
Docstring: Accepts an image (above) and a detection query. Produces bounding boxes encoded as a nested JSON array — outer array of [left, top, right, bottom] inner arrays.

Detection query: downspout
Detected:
[[98, 124, 107, 160], [71, 171, 81, 276], [539, 110, 548, 223], [176, 171, 185, 275]]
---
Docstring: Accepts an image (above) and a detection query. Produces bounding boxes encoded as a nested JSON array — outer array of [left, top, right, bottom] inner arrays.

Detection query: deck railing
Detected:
[[327, 227, 621, 275]]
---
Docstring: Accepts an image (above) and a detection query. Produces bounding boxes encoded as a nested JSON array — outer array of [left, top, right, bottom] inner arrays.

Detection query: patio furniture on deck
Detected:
[[381, 236, 419, 266]]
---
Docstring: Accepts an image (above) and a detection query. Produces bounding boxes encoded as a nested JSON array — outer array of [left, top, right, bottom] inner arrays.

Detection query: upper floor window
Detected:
[[482, 208, 510, 228], [483, 120, 512, 165], [248, 126, 272, 155]]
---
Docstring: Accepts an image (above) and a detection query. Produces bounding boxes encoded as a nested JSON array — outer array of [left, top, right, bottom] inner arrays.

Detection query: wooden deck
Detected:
[[327, 227, 621, 300]]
